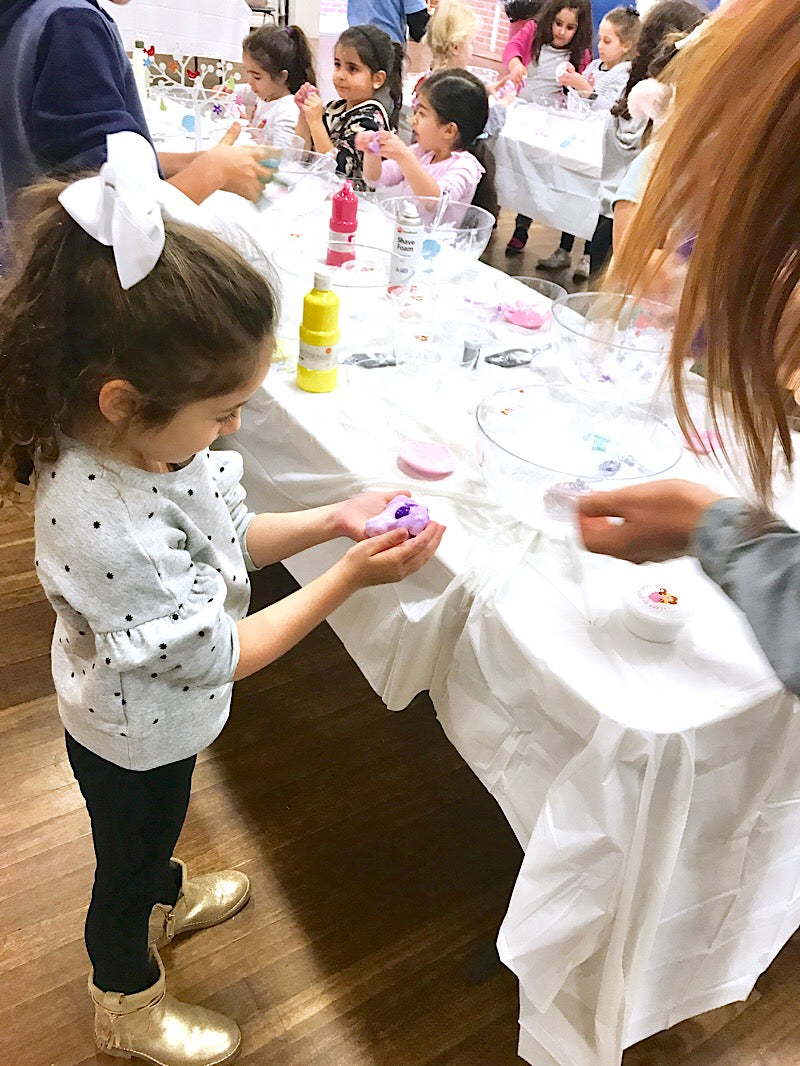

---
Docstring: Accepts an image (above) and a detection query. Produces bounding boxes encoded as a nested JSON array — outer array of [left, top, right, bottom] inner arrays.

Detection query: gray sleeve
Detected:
[[37, 480, 239, 688], [691, 497, 800, 695], [212, 449, 259, 571], [484, 103, 507, 139], [590, 64, 630, 112]]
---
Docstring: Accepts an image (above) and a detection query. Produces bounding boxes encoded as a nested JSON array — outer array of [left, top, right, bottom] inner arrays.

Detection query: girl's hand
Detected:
[[557, 64, 585, 89], [375, 130, 408, 161], [340, 521, 446, 588], [354, 130, 380, 154], [507, 57, 527, 90], [493, 79, 518, 106], [302, 92, 324, 125], [294, 82, 318, 107], [332, 490, 411, 541], [577, 480, 724, 563]]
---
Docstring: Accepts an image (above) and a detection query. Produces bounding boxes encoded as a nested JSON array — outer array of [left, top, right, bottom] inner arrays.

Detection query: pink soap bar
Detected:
[[364, 495, 430, 538], [397, 440, 455, 480], [502, 303, 551, 330]]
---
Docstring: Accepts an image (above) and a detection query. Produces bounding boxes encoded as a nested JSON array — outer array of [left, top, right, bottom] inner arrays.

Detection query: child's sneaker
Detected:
[[536, 248, 571, 270], [573, 254, 590, 280], [505, 226, 529, 256]]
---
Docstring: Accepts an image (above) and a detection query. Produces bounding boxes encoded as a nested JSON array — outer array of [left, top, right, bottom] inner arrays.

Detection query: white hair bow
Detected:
[[58, 131, 203, 290]]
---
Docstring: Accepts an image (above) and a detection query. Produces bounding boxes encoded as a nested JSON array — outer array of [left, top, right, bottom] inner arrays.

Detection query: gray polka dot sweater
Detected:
[[35, 437, 257, 770]]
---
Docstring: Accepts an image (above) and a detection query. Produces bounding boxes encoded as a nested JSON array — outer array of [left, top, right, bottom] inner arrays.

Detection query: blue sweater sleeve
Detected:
[[31, 7, 152, 175], [691, 497, 800, 695]]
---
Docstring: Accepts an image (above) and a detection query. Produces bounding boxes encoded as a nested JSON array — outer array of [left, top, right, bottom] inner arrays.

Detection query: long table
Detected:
[[193, 185, 800, 1066], [493, 100, 607, 240]]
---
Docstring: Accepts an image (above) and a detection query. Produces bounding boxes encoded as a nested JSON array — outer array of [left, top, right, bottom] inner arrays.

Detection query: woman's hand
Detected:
[[331, 490, 411, 541], [339, 520, 445, 588], [507, 57, 527, 90], [206, 124, 276, 201], [577, 480, 724, 563]]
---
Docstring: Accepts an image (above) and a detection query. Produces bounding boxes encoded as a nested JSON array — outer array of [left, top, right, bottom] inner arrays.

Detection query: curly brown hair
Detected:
[[0, 180, 278, 500]]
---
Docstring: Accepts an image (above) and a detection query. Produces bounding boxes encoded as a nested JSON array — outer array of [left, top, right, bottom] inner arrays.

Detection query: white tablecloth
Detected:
[[494, 101, 607, 239], [185, 186, 800, 1066]]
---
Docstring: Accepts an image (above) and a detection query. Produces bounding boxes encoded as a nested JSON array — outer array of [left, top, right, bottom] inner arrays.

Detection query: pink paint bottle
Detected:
[[326, 180, 358, 267]]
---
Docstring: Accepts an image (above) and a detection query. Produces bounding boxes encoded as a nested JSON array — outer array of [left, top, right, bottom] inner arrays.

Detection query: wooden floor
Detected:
[[3, 216, 800, 1065]]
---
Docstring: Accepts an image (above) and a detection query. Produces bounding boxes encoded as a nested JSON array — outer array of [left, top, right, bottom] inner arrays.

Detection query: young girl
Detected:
[[0, 138, 444, 1065], [240, 24, 316, 147], [358, 69, 496, 213], [578, 0, 800, 699], [536, 5, 640, 278], [588, 0, 706, 274], [295, 24, 403, 188], [423, 0, 479, 72], [502, 0, 594, 255], [409, 3, 515, 145]]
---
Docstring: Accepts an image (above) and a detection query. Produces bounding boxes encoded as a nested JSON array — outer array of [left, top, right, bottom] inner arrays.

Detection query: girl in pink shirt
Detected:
[[359, 68, 498, 214], [502, 0, 594, 255]]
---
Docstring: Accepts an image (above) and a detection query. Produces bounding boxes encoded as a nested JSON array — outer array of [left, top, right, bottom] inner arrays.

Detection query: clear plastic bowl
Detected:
[[376, 196, 495, 261], [242, 130, 304, 150], [552, 292, 675, 403], [467, 65, 500, 85], [475, 382, 681, 534], [269, 240, 397, 357], [527, 87, 593, 114], [274, 146, 337, 187]]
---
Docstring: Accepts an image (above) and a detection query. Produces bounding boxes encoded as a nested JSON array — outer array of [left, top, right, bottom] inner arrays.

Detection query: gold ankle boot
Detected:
[[149, 858, 251, 949], [89, 948, 240, 1065]]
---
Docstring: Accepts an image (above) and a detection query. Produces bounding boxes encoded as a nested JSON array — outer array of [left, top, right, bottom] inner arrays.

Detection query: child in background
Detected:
[[589, 0, 706, 275], [503, 0, 594, 256], [417, 1, 517, 140], [295, 24, 403, 188], [423, 0, 479, 72], [240, 24, 316, 147], [407, 1, 513, 144], [0, 138, 444, 1065], [504, 0, 593, 97], [359, 69, 496, 213], [537, 5, 640, 278]]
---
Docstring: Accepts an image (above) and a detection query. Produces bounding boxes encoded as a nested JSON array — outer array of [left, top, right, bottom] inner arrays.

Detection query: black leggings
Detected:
[[559, 232, 592, 255], [66, 732, 195, 993], [589, 215, 614, 275], [513, 217, 594, 256]]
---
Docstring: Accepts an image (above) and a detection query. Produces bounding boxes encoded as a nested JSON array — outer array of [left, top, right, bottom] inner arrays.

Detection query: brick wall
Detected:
[[468, 0, 511, 64], [319, 0, 512, 64]]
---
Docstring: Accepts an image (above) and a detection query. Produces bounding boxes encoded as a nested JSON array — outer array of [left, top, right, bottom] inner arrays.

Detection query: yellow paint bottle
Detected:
[[296, 271, 339, 393]]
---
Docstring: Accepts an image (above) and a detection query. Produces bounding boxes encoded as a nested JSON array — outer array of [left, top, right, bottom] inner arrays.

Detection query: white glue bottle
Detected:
[[131, 39, 149, 107], [389, 201, 423, 288]]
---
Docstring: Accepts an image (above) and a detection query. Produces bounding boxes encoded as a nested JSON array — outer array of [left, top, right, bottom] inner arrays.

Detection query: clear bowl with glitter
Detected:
[[475, 383, 682, 534], [552, 292, 675, 403], [376, 196, 495, 266], [270, 240, 397, 360]]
